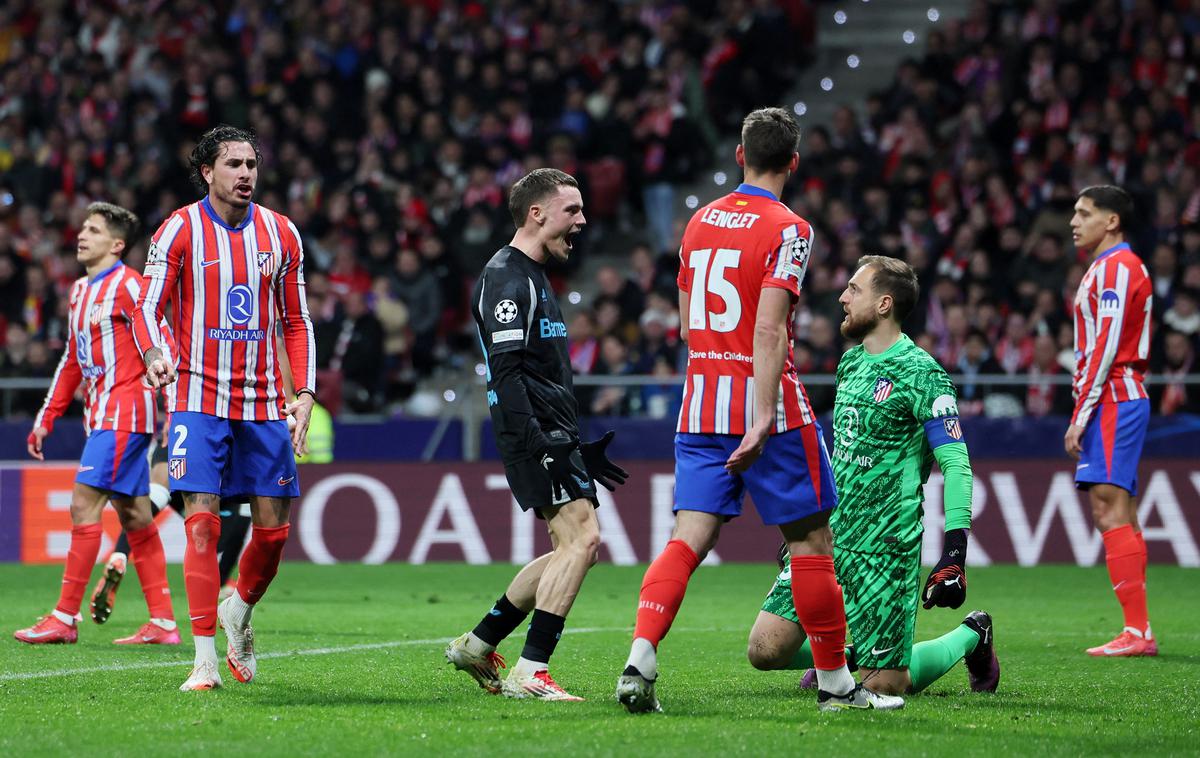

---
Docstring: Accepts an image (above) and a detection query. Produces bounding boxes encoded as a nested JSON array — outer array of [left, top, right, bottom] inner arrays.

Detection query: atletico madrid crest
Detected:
[[168, 457, 187, 480], [944, 417, 963, 440], [89, 304, 102, 325], [257, 250, 275, 277], [873, 377, 894, 403]]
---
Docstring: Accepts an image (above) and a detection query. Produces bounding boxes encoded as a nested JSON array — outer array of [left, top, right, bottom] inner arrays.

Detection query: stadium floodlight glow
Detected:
[[834, 10, 847, 24], [568, 290, 582, 304], [714, 171, 728, 186], [793, 101, 808, 116], [903, 29, 916, 43], [475, 363, 487, 376], [847, 54, 860, 69], [820, 77, 834, 91], [443, 390, 456, 402], [685, 195, 699, 209], [927, 7, 940, 21]]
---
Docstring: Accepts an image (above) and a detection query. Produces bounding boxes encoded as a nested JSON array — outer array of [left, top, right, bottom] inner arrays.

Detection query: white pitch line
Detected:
[[0, 626, 731, 683]]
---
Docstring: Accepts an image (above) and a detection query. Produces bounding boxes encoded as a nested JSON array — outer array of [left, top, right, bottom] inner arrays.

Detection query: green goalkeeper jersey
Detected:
[[830, 334, 966, 554]]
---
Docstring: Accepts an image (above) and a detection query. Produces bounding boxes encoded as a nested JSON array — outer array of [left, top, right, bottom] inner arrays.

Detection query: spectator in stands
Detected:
[[1009, 232, 1070, 307], [1026, 333, 1074, 417], [936, 303, 971, 368], [631, 308, 677, 375], [391, 247, 440, 377], [640, 355, 681, 421], [1154, 329, 1200, 415], [596, 264, 645, 330], [1163, 288, 1200, 337], [0, 254, 23, 327], [956, 328, 1003, 417], [629, 243, 677, 299], [331, 290, 385, 414], [370, 275, 410, 390], [994, 311, 1035, 375], [2, 0, 1199, 424], [591, 334, 634, 417]]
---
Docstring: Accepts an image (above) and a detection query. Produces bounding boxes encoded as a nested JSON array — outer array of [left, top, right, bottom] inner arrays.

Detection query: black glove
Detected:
[[776, 541, 789, 569], [579, 430, 629, 491], [922, 528, 968, 609], [539, 433, 581, 501]]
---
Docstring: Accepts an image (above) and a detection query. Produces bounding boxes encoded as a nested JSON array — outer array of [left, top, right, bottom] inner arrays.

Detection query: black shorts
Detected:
[[504, 447, 598, 516]]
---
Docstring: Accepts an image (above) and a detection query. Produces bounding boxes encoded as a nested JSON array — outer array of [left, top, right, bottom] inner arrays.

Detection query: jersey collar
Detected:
[[733, 183, 778, 201], [1094, 241, 1130, 262], [860, 333, 912, 362], [88, 260, 123, 283], [201, 196, 256, 232]]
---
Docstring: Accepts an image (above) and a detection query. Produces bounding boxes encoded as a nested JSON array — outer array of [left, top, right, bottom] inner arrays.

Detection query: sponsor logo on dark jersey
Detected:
[[539, 319, 567, 338]]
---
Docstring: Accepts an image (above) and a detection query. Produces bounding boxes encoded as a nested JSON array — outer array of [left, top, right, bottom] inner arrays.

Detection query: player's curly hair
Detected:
[[858, 254, 920, 323], [740, 107, 802, 173], [188, 124, 262, 194], [84, 201, 140, 252]]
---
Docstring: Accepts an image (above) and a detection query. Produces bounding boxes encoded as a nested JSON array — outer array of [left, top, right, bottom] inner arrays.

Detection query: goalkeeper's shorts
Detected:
[[762, 547, 922, 670], [834, 546, 921, 670]]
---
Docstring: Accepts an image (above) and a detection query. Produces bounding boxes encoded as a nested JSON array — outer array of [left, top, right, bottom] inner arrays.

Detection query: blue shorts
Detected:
[[674, 423, 837, 525], [76, 430, 152, 498], [166, 411, 299, 499], [1076, 398, 1149, 496]]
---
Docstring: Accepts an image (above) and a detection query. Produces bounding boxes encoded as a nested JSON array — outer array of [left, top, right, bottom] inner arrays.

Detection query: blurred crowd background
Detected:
[[1, 0, 1198, 422]]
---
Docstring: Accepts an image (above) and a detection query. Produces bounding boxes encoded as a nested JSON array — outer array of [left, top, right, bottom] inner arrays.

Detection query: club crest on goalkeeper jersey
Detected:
[[830, 335, 963, 554]]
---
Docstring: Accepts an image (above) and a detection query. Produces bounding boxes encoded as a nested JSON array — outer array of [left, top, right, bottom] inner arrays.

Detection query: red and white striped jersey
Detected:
[[676, 183, 816, 435], [133, 198, 315, 421], [35, 263, 160, 436], [1071, 242, 1152, 427]]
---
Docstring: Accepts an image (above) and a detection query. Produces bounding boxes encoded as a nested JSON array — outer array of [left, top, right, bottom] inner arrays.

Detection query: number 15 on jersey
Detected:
[[687, 247, 743, 333]]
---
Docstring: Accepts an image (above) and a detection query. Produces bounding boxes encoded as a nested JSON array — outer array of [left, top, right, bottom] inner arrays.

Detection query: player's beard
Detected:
[[840, 309, 881, 341]]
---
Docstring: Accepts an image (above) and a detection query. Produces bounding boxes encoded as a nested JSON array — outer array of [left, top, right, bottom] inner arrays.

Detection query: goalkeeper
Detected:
[[747, 255, 999, 695]]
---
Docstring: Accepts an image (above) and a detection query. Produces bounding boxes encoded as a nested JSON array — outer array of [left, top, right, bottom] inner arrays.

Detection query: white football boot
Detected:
[[179, 660, 223, 691], [217, 596, 257, 683], [817, 683, 905, 712]]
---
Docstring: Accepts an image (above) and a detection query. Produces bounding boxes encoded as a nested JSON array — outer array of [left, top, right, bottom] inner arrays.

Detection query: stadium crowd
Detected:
[[0, 0, 813, 414], [0, 0, 1198, 421], [572, 0, 1200, 420]]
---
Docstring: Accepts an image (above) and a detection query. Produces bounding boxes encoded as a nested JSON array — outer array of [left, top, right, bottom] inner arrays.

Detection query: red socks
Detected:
[[633, 539, 701, 646], [1102, 524, 1149, 635], [236, 524, 290, 604], [55, 523, 103, 617], [184, 512, 221, 636], [789, 555, 848, 670], [127, 522, 174, 620]]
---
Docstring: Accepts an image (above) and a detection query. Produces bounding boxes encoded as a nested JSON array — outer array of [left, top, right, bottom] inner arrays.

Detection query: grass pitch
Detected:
[[1, 563, 1197, 756]]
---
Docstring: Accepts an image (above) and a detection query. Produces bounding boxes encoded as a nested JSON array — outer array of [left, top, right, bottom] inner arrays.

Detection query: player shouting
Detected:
[[15, 202, 177, 646], [748, 256, 999, 697], [616, 108, 901, 713], [1065, 186, 1156, 657], [445, 168, 628, 701], [134, 124, 316, 691]]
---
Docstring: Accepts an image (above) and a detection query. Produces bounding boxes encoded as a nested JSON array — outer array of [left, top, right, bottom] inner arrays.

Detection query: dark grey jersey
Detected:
[[471, 245, 579, 461]]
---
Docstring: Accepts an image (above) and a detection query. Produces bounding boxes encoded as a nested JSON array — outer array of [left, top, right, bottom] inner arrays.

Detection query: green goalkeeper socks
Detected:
[[907, 624, 980, 692], [786, 640, 814, 670], [786, 640, 858, 672]]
